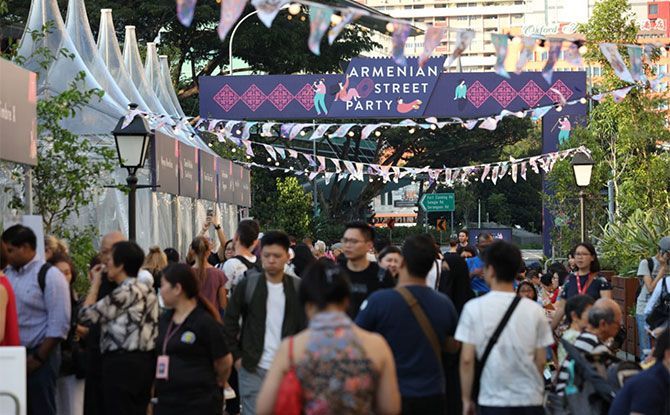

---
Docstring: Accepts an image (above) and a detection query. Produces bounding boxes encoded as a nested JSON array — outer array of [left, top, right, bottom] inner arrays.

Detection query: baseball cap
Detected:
[[660, 236, 670, 252]]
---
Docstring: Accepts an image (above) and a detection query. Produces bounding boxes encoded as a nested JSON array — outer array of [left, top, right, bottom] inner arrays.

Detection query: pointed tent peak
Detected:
[[15, 0, 122, 134], [96, 8, 151, 112], [65, 0, 129, 110], [159, 55, 186, 118], [17, 0, 67, 74], [144, 41, 179, 117], [123, 24, 169, 116]]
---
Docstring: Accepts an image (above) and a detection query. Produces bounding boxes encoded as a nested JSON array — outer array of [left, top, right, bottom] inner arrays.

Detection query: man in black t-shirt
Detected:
[[456, 229, 478, 257], [339, 222, 395, 318]]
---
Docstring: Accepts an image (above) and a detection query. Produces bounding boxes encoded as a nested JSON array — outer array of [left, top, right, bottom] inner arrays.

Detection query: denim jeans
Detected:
[[238, 366, 267, 415], [636, 313, 651, 360], [27, 347, 60, 415]]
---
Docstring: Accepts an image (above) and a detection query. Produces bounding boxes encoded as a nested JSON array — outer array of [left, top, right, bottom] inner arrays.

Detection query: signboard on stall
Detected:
[[153, 131, 180, 196], [178, 142, 199, 199], [218, 158, 232, 204], [0, 58, 37, 166], [198, 150, 218, 202]]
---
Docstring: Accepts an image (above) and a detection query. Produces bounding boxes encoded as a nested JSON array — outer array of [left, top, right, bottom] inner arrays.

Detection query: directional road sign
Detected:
[[419, 193, 455, 212]]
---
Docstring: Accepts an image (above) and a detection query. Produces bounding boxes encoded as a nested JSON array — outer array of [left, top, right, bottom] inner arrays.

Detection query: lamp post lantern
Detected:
[[571, 152, 595, 242], [112, 103, 151, 241]]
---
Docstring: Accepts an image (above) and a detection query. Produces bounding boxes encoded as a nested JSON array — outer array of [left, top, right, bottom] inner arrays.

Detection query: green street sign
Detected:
[[419, 193, 455, 212]]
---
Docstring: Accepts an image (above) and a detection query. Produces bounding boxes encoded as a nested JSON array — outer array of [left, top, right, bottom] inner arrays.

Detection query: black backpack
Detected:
[[233, 255, 262, 272], [37, 263, 52, 293], [646, 277, 670, 330]]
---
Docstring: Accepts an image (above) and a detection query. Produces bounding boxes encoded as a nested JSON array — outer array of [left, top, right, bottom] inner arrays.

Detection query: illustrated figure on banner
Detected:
[[312, 79, 328, 115], [333, 75, 373, 102], [454, 80, 467, 100], [396, 98, 423, 113], [552, 116, 572, 144], [335, 75, 360, 102]]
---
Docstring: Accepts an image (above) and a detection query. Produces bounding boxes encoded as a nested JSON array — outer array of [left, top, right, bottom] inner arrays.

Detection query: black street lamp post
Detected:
[[571, 152, 595, 242], [112, 103, 151, 241]]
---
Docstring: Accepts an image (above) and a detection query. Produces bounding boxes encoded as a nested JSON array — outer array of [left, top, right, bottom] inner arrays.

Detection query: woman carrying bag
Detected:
[[256, 260, 400, 415]]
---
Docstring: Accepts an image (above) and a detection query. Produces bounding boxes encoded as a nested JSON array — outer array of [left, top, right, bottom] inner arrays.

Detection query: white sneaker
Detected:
[[224, 386, 237, 400]]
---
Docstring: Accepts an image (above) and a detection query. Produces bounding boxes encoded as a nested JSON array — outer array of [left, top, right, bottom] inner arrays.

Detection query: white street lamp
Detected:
[[571, 152, 595, 242]]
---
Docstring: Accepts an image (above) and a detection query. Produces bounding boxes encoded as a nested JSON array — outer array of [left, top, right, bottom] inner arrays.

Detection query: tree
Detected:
[[547, 0, 670, 257], [273, 176, 313, 238]]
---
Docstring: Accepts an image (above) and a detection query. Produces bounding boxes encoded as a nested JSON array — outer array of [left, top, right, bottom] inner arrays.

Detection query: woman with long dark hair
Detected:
[[154, 263, 232, 415], [551, 242, 612, 329], [190, 236, 228, 311]]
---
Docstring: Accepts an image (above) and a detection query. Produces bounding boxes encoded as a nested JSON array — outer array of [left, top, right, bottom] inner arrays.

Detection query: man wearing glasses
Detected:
[[339, 222, 395, 318]]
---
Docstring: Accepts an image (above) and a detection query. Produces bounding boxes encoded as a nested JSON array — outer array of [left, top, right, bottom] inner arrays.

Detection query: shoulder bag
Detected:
[[273, 336, 303, 415]]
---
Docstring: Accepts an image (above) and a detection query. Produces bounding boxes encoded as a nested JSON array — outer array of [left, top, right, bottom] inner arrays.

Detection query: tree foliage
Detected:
[[547, 0, 670, 260]]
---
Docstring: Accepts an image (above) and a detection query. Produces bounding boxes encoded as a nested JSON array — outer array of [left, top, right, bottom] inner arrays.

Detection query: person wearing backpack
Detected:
[[635, 236, 670, 360], [1, 224, 71, 415], [223, 231, 306, 415], [219, 219, 261, 292], [644, 240, 670, 332]]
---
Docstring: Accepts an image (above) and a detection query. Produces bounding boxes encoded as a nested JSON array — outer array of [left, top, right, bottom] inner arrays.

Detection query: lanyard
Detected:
[[162, 321, 183, 355], [575, 272, 594, 295]]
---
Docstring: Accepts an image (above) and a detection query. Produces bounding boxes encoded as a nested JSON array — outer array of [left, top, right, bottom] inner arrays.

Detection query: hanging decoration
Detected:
[[599, 43, 634, 84], [419, 26, 445, 69], [328, 8, 363, 44], [542, 39, 562, 84], [251, 0, 288, 28], [515, 37, 537, 75], [391, 23, 411, 66], [308, 5, 332, 55], [491, 33, 510, 79], [444, 30, 475, 69], [564, 41, 584, 67], [176, 0, 198, 27], [218, 0, 248, 40], [627, 45, 644, 82]]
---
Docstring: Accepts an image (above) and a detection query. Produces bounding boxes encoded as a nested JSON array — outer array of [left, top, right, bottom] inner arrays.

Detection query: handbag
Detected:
[[273, 336, 303, 415], [472, 296, 522, 401], [646, 277, 670, 330]]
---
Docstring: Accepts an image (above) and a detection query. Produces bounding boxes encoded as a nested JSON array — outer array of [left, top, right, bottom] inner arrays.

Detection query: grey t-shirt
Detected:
[[636, 257, 670, 314]]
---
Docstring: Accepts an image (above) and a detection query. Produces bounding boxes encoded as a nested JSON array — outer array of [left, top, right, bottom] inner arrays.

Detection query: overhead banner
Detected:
[[200, 57, 586, 125], [153, 131, 180, 196], [199, 149, 218, 202], [178, 142, 199, 199], [0, 58, 37, 166]]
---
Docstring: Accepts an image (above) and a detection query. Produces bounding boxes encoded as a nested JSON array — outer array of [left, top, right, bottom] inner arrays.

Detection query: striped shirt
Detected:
[[554, 331, 611, 394]]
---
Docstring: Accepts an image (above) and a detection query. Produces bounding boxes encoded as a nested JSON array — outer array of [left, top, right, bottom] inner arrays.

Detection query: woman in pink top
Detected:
[[191, 236, 228, 312], [0, 272, 20, 346]]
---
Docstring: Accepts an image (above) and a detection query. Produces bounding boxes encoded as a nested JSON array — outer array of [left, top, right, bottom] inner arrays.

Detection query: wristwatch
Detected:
[[214, 225, 221, 230]]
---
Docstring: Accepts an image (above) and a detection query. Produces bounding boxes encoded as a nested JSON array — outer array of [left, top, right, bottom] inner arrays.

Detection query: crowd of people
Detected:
[[0, 216, 668, 415]]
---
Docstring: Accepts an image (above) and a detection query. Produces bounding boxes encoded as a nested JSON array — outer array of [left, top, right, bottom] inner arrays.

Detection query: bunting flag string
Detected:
[[235, 146, 590, 186], [179, 0, 670, 83]]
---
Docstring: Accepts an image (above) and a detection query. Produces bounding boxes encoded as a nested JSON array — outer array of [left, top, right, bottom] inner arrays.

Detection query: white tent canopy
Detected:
[[4, 0, 243, 254]]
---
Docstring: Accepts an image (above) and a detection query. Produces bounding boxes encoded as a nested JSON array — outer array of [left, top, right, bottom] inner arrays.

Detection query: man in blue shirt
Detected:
[[2, 225, 71, 415], [609, 329, 670, 415], [356, 234, 459, 415], [467, 232, 494, 296]]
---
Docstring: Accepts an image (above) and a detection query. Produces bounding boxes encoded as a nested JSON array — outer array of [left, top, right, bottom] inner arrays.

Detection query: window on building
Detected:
[[649, 4, 658, 14]]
